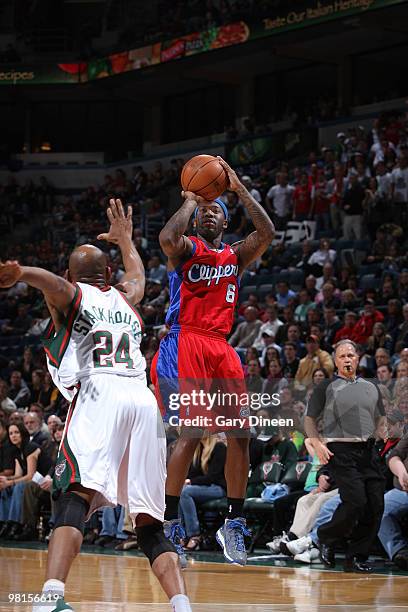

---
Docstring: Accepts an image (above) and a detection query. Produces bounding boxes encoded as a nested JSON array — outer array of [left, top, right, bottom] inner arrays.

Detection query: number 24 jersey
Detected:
[[43, 282, 146, 391]]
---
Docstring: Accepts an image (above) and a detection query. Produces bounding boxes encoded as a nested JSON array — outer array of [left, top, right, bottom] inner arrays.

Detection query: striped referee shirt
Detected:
[[305, 375, 385, 442]]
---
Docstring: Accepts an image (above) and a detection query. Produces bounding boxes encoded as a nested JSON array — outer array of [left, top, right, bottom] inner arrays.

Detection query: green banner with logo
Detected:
[[0, 64, 85, 85], [0, 0, 404, 85]]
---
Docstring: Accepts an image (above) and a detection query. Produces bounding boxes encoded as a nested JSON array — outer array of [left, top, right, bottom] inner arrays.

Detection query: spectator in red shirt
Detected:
[[333, 311, 358, 344], [293, 173, 312, 221], [310, 171, 330, 233], [327, 165, 347, 237], [350, 299, 385, 345]]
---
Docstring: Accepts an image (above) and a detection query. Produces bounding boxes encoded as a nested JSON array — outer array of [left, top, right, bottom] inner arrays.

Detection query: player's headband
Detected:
[[193, 198, 229, 223]]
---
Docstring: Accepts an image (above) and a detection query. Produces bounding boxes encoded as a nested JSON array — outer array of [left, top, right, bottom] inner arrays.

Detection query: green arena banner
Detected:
[[0, 0, 404, 85], [250, 0, 406, 40], [82, 44, 161, 82], [160, 22, 250, 63], [0, 63, 86, 85]]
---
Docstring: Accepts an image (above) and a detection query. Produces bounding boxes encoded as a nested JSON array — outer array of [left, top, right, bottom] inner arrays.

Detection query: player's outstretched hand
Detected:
[[0, 260, 22, 288], [217, 156, 242, 193], [97, 198, 133, 245]]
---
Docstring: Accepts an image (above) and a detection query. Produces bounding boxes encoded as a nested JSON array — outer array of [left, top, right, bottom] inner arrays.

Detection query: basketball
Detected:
[[181, 154, 229, 201]]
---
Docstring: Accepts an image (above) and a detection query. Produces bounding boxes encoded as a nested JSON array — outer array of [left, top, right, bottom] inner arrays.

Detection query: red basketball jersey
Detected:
[[165, 236, 240, 335]]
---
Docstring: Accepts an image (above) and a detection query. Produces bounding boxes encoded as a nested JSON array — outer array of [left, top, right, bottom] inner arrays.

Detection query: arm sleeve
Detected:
[[305, 380, 330, 419]]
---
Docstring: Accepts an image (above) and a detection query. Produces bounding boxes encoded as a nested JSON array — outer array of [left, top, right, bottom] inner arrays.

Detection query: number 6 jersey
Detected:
[[165, 236, 240, 335], [43, 282, 146, 391]]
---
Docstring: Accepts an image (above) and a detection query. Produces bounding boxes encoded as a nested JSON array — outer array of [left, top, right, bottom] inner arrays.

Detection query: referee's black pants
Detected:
[[317, 441, 385, 558]]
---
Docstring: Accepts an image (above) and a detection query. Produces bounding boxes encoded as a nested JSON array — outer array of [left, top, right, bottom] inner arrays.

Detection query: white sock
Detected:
[[32, 580, 65, 612], [170, 593, 192, 612]]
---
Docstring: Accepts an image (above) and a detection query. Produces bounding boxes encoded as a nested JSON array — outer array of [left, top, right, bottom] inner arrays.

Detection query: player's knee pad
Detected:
[[53, 491, 89, 535], [136, 523, 176, 566]]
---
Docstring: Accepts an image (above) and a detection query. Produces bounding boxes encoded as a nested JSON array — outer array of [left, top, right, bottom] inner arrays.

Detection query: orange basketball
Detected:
[[181, 154, 229, 201]]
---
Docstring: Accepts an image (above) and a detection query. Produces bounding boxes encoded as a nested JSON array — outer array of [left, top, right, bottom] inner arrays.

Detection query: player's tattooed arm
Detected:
[[159, 192, 198, 268], [0, 261, 75, 314], [217, 157, 274, 272], [98, 199, 145, 305]]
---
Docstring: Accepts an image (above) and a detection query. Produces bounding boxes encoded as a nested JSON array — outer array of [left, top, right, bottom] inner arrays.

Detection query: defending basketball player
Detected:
[[0, 201, 192, 612], [151, 156, 274, 566]]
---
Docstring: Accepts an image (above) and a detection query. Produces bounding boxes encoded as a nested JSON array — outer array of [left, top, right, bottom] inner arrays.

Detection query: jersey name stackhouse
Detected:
[[43, 282, 145, 393]]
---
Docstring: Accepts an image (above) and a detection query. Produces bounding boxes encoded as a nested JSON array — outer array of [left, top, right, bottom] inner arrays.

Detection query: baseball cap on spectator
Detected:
[[262, 330, 275, 337], [337, 132, 345, 139], [365, 298, 376, 306], [306, 334, 320, 344], [241, 175, 252, 182]]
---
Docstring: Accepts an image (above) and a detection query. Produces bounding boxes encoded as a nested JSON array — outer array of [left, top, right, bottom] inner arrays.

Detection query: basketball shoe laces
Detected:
[[227, 519, 251, 552], [170, 521, 186, 555]]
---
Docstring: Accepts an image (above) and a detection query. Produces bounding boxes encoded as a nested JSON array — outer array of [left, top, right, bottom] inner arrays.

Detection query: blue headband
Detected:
[[193, 198, 229, 223]]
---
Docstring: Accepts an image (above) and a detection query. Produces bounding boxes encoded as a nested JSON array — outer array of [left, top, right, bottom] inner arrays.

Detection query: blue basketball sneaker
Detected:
[[163, 519, 188, 569], [216, 517, 250, 566]]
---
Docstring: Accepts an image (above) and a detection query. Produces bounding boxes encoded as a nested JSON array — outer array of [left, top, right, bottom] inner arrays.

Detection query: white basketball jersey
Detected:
[[43, 282, 146, 392]]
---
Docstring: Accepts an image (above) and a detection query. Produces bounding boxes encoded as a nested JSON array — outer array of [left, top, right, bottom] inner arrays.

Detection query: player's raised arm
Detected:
[[217, 157, 274, 272], [97, 198, 145, 305], [0, 261, 75, 314], [158, 191, 200, 267]]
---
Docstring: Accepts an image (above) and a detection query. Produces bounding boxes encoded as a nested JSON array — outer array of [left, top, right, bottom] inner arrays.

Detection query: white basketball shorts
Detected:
[[53, 374, 166, 522]]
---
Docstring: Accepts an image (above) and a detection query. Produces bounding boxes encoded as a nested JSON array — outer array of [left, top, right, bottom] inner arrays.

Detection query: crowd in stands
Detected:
[[0, 108, 407, 567], [120, 0, 296, 49]]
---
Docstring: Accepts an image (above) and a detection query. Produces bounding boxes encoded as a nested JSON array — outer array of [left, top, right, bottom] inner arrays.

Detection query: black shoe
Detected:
[[13, 526, 38, 541], [94, 535, 115, 547], [344, 557, 374, 573], [0, 522, 10, 538], [319, 543, 335, 568], [393, 549, 408, 570], [83, 530, 99, 544]]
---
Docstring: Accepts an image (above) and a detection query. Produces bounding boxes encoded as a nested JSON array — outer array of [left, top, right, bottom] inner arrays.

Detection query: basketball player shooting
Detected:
[[151, 156, 275, 566], [0, 200, 192, 612]]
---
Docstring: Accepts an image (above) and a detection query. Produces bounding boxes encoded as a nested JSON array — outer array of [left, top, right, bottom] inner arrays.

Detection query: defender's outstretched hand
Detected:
[[0, 260, 22, 288], [97, 198, 133, 244]]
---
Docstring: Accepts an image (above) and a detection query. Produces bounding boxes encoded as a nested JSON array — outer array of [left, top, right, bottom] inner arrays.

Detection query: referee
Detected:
[[304, 339, 386, 572]]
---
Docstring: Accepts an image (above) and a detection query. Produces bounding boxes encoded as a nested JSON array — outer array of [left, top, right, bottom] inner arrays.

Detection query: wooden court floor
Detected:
[[1, 546, 408, 611]]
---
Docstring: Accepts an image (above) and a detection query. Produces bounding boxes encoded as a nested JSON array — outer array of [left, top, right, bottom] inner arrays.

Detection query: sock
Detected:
[[165, 494, 180, 521], [32, 580, 65, 612], [227, 497, 244, 520], [288, 531, 297, 541], [170, 594, 192, 612]]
